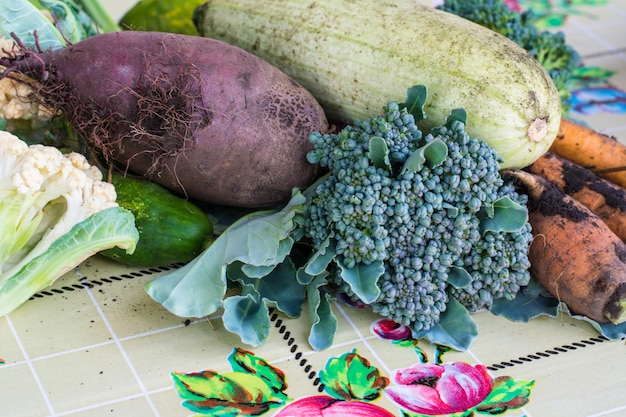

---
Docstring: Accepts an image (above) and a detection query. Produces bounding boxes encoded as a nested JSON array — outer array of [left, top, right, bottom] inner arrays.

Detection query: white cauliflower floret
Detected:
[[0, 131, 139, 316], [0, 37, 52, 122]]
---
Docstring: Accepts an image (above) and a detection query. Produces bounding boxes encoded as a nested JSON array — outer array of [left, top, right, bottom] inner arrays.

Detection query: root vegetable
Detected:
[[0, 31, 329, 208], [527, 152, 626, 242], [506, 169, 626, 324], [550, 118, 626, 188]]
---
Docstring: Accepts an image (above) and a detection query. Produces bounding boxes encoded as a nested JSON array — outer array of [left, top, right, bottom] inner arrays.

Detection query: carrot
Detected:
[[549, 118, 626, 188], [526, 152, 626, 242], [505, 169, 626, 325]]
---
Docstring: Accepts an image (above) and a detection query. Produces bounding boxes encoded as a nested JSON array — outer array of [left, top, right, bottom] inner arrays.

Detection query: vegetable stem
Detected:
[[77, 0, 120, 33]]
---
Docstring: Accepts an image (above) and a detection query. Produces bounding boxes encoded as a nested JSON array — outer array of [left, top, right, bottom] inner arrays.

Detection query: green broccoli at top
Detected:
[[437, 0, 580, 113], [299, 86, 533, 333]]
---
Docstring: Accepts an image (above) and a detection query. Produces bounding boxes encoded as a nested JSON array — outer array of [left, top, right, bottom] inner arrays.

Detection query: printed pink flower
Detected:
[[370, 318, 413, 340], [384, 362, 492, 415], [503, 0, 523, 12]]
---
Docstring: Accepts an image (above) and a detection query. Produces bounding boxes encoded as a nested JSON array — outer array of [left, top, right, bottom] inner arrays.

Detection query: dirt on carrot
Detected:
[[527, 152, 626, 241], [550, 118, 626, 189], [506, 169, 626, 325]]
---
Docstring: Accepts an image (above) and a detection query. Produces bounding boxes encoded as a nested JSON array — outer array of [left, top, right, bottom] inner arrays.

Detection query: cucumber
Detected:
[[194, 0, 562, 169], [100, 173, 213, 267]]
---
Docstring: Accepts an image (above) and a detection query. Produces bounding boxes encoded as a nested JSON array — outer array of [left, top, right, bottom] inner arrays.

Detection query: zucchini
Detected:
[[194, 0, 561, 169], [100, 173, 213, 267]]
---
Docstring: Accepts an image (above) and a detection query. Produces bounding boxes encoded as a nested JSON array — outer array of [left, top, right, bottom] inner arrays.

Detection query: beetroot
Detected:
[[0, 31, 328, 207]]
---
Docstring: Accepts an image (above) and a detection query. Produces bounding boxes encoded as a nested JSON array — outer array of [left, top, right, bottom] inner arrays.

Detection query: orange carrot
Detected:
[[527, 152, 626, 242], [549, 118, 626, 188], [506, 169, 626, 324]]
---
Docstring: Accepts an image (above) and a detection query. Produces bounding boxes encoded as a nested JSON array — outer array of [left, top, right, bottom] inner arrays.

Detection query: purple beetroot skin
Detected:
[[1, 31, 329, 207]]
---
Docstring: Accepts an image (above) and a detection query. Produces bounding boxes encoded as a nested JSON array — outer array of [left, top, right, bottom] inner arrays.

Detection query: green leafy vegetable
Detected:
[[0, 0, 118, 50], [145, 86, 532, 352], [145, 191, 306, 318], [0, 132, 138, 316]]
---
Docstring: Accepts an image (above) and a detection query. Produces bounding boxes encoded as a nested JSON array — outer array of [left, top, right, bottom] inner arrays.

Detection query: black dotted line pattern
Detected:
[[486, 335, 609, 371], [269, 310, 325, 393], [29, 267, 613, 382], [28, 264, 180, 300]]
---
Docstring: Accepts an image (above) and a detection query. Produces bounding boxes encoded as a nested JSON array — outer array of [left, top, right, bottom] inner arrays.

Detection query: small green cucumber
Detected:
[[100, 173, 213, 267]]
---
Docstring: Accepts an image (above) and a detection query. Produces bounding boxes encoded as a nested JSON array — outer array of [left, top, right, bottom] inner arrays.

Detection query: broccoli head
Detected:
[[438, 0, 579, 111], [301, 90, 533, 333]]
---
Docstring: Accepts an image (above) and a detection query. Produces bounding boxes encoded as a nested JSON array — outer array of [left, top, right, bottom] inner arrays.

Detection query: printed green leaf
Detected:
[[368, 136, 392, 171], [307, 274, 338, 351], [402, 85, 427, 122], [337, 259, 384, 304], [479, 196, 529, 234], [171, 370, 284, 415], [391, 339, 429, 363], [228, 348, 288, 398], [475, 376, 534, 414], [413, 298, 478, 351], [145, 190, 305, 318], [319, 349, 389, 401]]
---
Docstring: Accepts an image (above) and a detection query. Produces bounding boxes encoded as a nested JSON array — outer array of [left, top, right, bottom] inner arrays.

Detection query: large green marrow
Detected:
[[194, 0, 562, 169]]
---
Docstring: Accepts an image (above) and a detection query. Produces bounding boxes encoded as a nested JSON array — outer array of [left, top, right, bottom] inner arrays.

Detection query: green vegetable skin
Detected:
[[438, 0, 580, 113], [100, 174, 213, 267], [194, 0, 562, 169], [119, 0, 205, 35]]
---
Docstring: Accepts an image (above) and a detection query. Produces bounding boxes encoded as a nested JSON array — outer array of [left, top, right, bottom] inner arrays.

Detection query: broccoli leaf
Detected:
[[489, 277, 560, 322], [447, 266, 472, 289], [145, 190, 305, 318], [308, 274, 338, 351], [402, 84, 427, 122], [413, 298, 478, 351], [222, 286, 271, 347], [303, 238, 336, 279], [479, 196, 529, 234], [444, 108, 467, 127], [228, 258, 306, 318], [402, 138, 448, 173], [336, 259, 384, 304], [368, 136, 391, 171]]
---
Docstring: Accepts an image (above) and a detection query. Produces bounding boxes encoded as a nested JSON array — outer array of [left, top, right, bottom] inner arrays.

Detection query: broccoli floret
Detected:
[[437, 0, 579, 111], [301, 99, 533, 332]]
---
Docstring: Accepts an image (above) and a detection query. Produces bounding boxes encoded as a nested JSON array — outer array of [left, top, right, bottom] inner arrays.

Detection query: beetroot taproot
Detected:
[[0, 31, 329, 207]]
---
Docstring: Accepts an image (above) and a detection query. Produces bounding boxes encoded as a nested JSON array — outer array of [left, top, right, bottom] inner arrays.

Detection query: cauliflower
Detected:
[[0, 131, 139, 316], [0, 37, 51, 121], [0, 37, 55, 143]]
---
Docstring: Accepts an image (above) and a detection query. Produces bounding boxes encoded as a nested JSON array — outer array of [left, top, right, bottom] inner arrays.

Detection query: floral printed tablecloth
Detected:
[[2, 1, 626, 417]]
